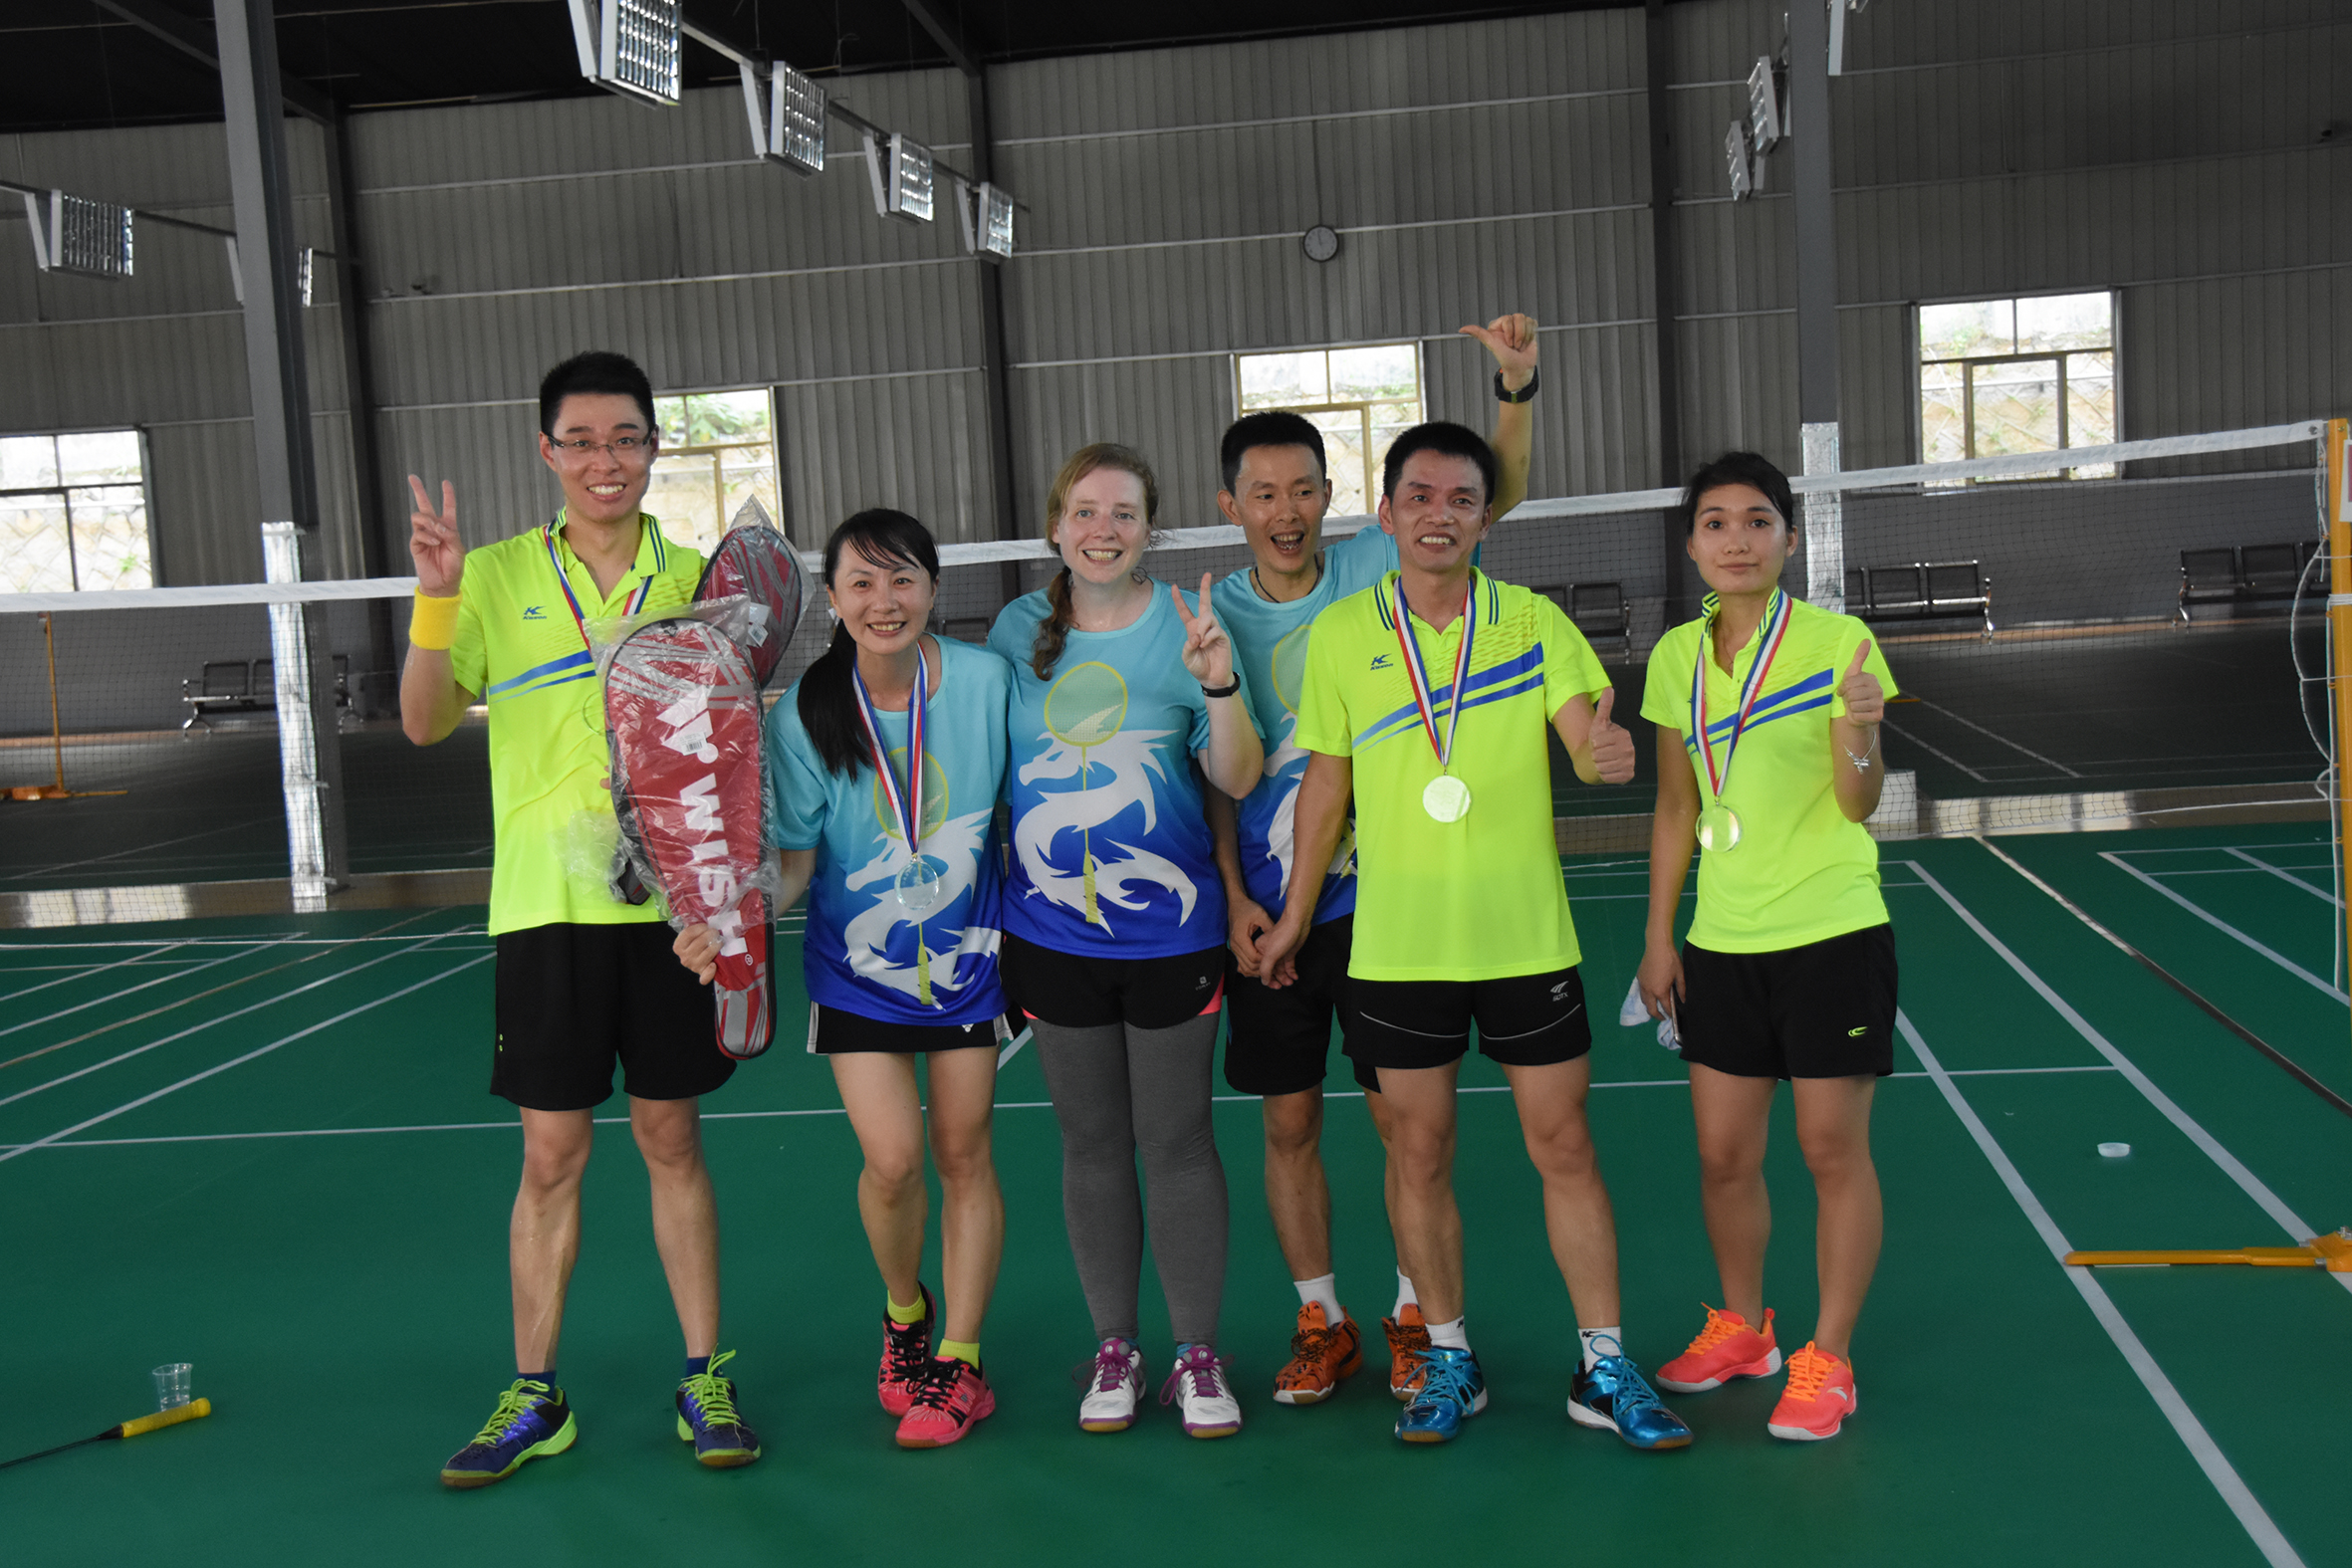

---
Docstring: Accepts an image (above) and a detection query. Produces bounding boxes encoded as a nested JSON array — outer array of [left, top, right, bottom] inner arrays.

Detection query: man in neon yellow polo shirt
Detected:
[[401, 350, 759, 1486], [1258, 421, 1691, 1453]]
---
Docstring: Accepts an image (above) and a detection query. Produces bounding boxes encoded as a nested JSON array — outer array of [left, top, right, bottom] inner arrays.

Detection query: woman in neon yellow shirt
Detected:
[[1636, 451, 1897, 1444]]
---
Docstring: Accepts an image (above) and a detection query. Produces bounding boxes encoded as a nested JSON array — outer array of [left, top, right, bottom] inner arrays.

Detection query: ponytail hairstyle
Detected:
[[1033, 441, 1161, 681], [797, 509, 942, 778]]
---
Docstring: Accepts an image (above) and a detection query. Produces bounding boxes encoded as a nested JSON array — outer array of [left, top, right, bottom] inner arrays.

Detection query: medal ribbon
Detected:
[[850, 649, 927, 859], [1383, 572, 1478, 774], [1691, 588, 1792, 804], [542, 512, 660, 652]]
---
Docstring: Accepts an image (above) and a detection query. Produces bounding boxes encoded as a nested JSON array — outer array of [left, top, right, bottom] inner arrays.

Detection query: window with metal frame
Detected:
[[1234, 343, 1426, 517], [1918, 292, 2116, 479], [645, 389, 784, 554], [0, 429, 152, 592]]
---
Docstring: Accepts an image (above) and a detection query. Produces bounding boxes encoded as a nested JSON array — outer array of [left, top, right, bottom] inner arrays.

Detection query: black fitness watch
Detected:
[[1494, 366, 1540, 404]]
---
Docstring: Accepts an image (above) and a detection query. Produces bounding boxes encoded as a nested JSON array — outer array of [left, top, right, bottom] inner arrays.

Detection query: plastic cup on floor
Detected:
[[152, 1363, 193, 1410]]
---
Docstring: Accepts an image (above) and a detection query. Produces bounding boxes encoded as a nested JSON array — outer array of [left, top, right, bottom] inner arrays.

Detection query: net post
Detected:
[[1801, 421, 1845, 612], [260, 523, 350, 912], [2328, 418, 2352, 1033]]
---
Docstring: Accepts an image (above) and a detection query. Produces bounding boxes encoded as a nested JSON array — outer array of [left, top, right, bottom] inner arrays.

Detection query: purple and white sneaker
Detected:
[[1079, 1338, 1145, 1433], [1159, 1344, 1242, 1439]]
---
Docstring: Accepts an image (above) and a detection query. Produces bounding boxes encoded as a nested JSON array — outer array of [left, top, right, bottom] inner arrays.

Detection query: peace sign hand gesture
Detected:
[[407, 474, 466, 598], [1459, 312, 1538, 392], [1838, 639, 1885, 727], [1588, 688, 1636, 784], [1174, 573, 1236, 688]]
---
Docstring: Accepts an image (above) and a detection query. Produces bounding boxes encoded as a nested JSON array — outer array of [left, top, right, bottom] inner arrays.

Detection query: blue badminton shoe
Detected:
[[440, 1378, 576, 1488], [1395, 1345, 1488, 1444], [676, 1349, 762, 1467], [1568, 1348, 1693, 1451]]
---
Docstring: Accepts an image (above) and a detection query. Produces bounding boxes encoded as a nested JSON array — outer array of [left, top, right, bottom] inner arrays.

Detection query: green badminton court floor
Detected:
[[2, 823, 2346, 1567]]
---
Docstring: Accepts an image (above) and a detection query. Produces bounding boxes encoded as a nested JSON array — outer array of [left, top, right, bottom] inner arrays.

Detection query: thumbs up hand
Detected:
[[1588, 687, 1636, 784], [1838, 640, 1885, 727]]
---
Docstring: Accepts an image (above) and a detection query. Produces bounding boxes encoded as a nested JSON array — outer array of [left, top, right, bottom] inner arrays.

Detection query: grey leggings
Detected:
[[1031, 1012, 1229, 1346]]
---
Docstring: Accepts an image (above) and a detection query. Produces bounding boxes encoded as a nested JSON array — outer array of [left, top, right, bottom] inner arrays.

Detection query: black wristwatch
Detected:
[[1494, 366, 1539, 404], [1200, 677, 1241, 699]]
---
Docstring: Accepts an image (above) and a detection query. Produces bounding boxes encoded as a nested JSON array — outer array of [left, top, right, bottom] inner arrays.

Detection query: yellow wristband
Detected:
[[409, 588, 461, 651]]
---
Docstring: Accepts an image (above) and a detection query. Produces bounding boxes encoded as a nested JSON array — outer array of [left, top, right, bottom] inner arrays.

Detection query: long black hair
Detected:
[[797, 509, 942, 778]]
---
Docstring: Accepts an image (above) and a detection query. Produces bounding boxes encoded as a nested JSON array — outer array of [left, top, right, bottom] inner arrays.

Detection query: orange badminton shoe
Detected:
[[1766, 1343, 1856, 1441], [1656, 1305, 1781, 1394], [1272, 1301, 1363, 1406], [1382, 1304, 1431, 1402]]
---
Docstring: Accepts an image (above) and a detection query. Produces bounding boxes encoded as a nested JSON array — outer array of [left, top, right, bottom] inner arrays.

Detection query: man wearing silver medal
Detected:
[[1259, 423, 1692, 1451]]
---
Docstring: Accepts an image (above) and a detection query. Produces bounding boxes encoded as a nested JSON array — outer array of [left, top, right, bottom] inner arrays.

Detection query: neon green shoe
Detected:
[[440, 1378, 576, 1488], [676, 1349, 762, 1467]]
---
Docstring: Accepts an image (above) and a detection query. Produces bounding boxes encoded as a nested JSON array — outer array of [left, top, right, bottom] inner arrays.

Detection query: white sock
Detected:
[[1393, 1268, 1418, 1317], [1579, 1326, 1624, 1371], [1293, 1273, 1343, 1325], [1427, 1315, 1470, 1351]]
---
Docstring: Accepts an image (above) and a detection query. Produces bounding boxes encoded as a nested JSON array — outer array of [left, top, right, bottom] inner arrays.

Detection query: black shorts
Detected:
[[1677, 924, 1898, 1080], [492, 921, 737, 1111], [1001, 933, 1225, 1030], [1346, 965, 1592, 1074], [1224, 915, 1378, 1096], [806, 1003, 1005, 1055]]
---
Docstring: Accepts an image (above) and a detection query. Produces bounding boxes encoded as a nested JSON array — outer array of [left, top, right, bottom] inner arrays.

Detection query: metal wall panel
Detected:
[[1, 0, 2344, 616], [776, 370, 987, 548]]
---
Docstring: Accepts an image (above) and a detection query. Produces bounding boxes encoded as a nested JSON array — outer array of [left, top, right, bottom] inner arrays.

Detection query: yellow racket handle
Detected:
[[118, 1399, 211, 1439]]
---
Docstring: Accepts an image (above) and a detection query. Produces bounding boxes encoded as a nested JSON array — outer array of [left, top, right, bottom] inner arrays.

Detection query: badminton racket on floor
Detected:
[[0, 1398, 211, 1471]]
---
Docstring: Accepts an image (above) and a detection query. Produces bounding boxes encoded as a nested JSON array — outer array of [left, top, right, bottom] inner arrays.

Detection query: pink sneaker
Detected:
[[1656, 1305, 1781, 1394], [877, 1285, 934, 1417], [896, 1358, 995, 1449]]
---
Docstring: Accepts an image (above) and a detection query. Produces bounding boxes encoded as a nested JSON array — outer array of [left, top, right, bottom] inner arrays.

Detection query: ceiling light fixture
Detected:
[[565, 0, 681, 109], [864, 131, 934, 223], [21, 189, 133, 279], [957, 180, 1014, 260]]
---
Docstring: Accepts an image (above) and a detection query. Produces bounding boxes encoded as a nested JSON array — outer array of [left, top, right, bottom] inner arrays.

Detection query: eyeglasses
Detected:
[[549, 435, 653, 461]]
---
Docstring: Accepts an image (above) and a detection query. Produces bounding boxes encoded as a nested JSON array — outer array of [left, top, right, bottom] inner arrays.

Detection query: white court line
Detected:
[[1905, 697, 2084, 779], [0, 1064, 2120, 1151], [2096, 851, 2349, 1004], [1897, 1011, 2304, 1568], [0, 937, 292, 1041], [2119, 865, 2334, 879], [997, 1026, 1032, 1068], [1880, 718, 1991, 783], [2223, 846, 2345, 910], [0, 941, 200, 1004], [0, 952, 496, 1166], [1900, 858, 2351, 1300], [0, 924, 477, 1111], [2107, 839, 2331, 857], [0, 931, 489, 951]]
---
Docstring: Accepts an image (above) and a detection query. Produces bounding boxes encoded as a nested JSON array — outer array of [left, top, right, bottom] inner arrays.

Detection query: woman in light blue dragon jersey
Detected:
[[676, 510, 1010, 1452], [987, 442, 1265, 1441]]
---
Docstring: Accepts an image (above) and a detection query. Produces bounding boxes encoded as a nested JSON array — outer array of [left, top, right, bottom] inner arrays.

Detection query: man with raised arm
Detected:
[[1205, 317, 1542, 1409], [1257, 420, 1692, 1452], [401, 349, 761, 1487]]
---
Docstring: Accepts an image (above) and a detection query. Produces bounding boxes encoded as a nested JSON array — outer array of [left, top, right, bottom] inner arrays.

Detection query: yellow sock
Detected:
[[886, 1290, 927, 1326], [939, 1339, 981, 1367]]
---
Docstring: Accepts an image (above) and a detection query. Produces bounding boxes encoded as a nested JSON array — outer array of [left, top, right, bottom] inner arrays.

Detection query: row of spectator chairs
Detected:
[[2178, 543, 2318, 624], [1844, 561, 1995, 638], [182, 655, 351, 731]]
